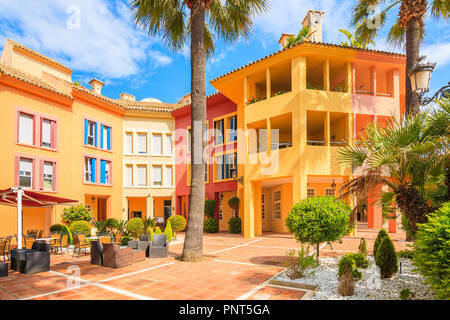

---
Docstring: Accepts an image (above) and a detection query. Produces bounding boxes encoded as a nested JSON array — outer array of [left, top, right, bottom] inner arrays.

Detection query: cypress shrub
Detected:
[[228, 216, 242, 234], [164, 221, 173, 242], [376, 236, 398, 278], [155, 227, 162, 235], [373, 229, 389, 258], [149, 227, 154, 241]]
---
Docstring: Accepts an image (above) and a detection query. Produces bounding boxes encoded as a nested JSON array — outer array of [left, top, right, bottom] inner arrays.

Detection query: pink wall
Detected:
[[172, 93, 237, 215]]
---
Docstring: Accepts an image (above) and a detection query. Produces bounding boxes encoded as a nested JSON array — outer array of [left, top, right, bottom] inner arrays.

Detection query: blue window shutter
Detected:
[[91, 158, 96, 182], [107, 127, 111, 150], [100, 124, 104, 149], [100, 160, 105, 183], [84, 119, 88, 144]]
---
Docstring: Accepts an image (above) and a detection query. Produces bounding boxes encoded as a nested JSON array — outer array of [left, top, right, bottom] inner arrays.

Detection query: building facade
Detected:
[[211, 14, 405, 237], [172, 93, 238, 231]]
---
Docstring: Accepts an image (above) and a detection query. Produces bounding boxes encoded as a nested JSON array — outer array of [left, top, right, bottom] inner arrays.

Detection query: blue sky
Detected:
[[0, 0, 448, 104]]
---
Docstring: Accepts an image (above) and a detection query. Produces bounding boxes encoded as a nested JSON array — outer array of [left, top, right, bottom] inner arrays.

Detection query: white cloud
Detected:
[[422, 42, 450, 69], [0, 0, 172, 79]]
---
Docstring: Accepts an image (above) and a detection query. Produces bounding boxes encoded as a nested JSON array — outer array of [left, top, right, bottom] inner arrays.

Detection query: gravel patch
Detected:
[[275, 256, 435, 300]]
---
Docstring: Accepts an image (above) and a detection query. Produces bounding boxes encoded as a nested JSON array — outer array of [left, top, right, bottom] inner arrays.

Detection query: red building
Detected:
[[172, 93, 238, 231]]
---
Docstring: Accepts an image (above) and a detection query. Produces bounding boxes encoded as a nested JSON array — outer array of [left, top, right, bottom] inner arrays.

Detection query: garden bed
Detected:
[[273, 256, 435, 300]]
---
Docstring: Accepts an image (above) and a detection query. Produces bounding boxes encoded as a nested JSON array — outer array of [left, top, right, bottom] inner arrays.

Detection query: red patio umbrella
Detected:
[[0, 187, 78, 249]]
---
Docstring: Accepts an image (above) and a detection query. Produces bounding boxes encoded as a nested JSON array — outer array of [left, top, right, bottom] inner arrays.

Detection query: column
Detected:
[[146, 195, 154, 218], [266, 68, 271, 99], [123, 196, 129, 220], [370, 66, 377, 96], [323, 60, 330, 92], [243, 180, 255, 238], [244, 76, 248, 105], [324, 111, 330, 146], [254, 181, 262, 237]]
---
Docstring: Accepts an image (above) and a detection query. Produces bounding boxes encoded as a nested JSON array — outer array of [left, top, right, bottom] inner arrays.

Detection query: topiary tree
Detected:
[[376, 236, 398, 278], [126, 218, 145, 239], [204, 200, 216, 218], [50, 224, 65, 233], [69, 220, 92, 237], [62, 204, 93, 225], [228, 216, 241, 234], [373, 229, 389, 258], [164, 221, 173, 242], [228, 196, 240, 217], [285, 196, 351, 261], [204, 217, 218, 233], [155, 227, 162, 235], [167, 215, 187, 239], [358, 238, 368, 257], [413, 202, 450, 299]]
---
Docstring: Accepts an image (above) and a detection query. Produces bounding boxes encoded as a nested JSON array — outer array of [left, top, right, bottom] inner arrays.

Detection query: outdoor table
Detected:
[[36, 238, 51, 242]]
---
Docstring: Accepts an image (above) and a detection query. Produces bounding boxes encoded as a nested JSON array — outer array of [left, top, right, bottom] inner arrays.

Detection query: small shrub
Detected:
[[126, 218, 145, 239], [284, 246, 317, 279], [352, 269, 362, 281], [338, 271, 355, 296], [164, 221, 173, 242], [413, 202, 450, 299], [120, 236, 130, 246], [204, 200, 216, 218], [228, 216, 242, 234], [399, 288, 416, 300], [338, 253, 367, 281], [62, 204, 93, 225], [154, 227, 162, 235], [50, 224, 65, 233], [203, 217, 218, 233], [69, 220, 91, 237], [286, 196, 351, 261], [376, 236, 398, 278], [105, 218, 119, 230], [358, 238, 368, 257], [397, 249, 415, 259], [350, 252, 369, 269], [373, 229, 389, 258], [167, 215, 187, 238], [338, 255, 355, 279]]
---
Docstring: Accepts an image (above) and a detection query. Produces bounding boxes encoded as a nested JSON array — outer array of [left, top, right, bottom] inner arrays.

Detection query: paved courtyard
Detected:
[[0, 230, 410, 300]]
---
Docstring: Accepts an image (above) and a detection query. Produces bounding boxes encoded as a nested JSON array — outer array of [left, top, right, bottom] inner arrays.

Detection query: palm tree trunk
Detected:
[[182, 0, 206, 262], [405, 16, 421, 116]]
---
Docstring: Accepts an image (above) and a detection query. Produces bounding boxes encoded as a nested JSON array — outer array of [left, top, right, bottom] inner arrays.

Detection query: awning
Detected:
[[0, 188, 78, 207]]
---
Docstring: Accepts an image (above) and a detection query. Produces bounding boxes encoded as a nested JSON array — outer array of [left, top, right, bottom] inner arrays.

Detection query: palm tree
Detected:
[[284, 26, 314, 49], [351, 0, 449, 115], [339, 21, 375, 48], [339, 100, 449, 236], [130, 0, 268, 261]]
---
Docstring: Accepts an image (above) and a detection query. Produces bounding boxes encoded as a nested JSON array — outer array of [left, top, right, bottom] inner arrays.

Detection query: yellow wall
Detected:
[[218, 191, 237, 231]]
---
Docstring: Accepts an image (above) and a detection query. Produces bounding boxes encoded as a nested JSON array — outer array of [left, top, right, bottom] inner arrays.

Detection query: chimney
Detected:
[[302, 10, 324, 43], [89, 78, 104, 95], [120, 92, 136, 101], [278, 33, 295, 49]]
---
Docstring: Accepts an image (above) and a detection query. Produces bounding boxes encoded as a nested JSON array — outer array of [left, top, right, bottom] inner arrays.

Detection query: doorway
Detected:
[[163, 200, 172, 221], [97, 197, 107, 221]]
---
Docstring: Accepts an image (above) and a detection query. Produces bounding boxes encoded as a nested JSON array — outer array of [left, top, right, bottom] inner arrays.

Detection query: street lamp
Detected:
[[408, 56, 450, 106]]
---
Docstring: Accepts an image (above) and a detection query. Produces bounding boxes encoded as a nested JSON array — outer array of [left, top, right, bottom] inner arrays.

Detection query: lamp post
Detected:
[[408, 56, 449, 106]]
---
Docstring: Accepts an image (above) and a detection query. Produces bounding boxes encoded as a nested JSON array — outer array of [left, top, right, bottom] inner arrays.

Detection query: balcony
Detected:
[[307, 110, 349, 146]]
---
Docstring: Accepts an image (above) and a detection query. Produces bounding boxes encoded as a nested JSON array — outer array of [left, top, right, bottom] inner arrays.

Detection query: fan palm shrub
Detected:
[[130, 0, 268, 262]]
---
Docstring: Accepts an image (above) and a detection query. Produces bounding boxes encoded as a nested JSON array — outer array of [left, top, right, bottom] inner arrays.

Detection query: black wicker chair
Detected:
[[90, 240, 104, 266], [11, 241, 50, 274], [149, 234, 168, 258]]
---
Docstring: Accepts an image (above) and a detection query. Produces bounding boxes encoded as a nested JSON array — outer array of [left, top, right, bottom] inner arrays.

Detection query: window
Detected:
[[137, 165, 147, 186], [165, 134, 173, 155], [125, 132, 133, 154], [228, 115, 237, 142], [137, 133, 147, 154], [273, 191, 281, 219], [307, 188, 315, 198], [85, 120, 97, 147], [100, 160, 111, 184], [43, 162, 54, 190], [84, 157, 96, 183], [261, 193, 266, 219], [214, 119, 224, 145], [19, 158, 33, 188], [325, 188, 336, 197], [152, 165, 162, 186], [165, 166, 173, 187], [18, 112, 34, 145], [100, 125, 111, 150], [152, 133, 162, 155], [41, 118, 55, 148], [215, 152, 236, 181], [126, 165, 133, 186]]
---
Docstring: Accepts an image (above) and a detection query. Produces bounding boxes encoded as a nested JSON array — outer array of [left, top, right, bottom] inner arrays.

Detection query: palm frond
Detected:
[[430, 0, 450, 20]]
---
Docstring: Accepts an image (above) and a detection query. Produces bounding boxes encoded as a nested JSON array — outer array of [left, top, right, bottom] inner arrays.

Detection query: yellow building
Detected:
[[118, 94, 177, 222], [211, 12, 405, 238], [0, 39, 126, 237]]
